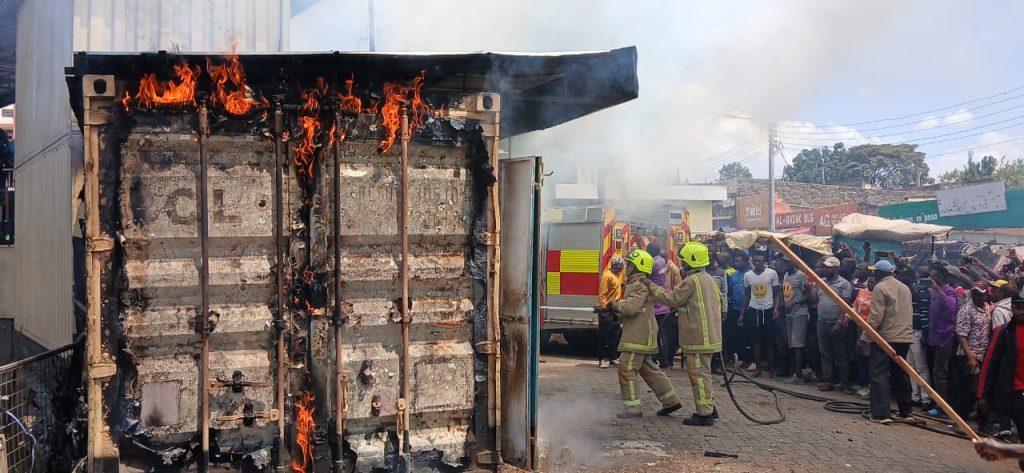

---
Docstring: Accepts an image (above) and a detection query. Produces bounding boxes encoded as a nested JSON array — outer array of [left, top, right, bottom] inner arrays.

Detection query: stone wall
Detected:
[[725, 179, 935, 209], [713, 179, 937, 230]]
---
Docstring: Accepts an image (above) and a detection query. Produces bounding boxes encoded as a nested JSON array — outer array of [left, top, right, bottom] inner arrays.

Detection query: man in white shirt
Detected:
[[739, 253, 782, 377]]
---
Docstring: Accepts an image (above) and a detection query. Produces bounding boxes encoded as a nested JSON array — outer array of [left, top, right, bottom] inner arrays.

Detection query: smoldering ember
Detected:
[[2, 2, 1024, 473]]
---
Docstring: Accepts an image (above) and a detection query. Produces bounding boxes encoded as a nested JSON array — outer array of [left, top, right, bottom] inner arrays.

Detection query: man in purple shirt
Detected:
[[928, 264, 960, 413], [648, 243, 677, 369]]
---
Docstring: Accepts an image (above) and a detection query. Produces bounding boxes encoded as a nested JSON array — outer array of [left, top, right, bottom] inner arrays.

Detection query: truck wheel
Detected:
[[540, 330, 556, 351], [564, 331, 597, 352]]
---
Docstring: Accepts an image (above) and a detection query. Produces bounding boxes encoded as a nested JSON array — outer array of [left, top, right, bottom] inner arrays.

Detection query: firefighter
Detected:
[[596, 256, 626, 368], [610, 248, 683, 418], [651, 241, 723, 426]]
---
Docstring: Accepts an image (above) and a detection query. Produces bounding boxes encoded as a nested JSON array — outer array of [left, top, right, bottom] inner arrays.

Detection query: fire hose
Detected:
[[717, 353, 979, 439]]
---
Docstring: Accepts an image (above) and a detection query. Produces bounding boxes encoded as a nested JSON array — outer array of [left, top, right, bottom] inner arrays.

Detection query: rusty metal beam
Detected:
[[197, 103, 212, 472], [82, 75, 118, 473], [273, 105, 288, 472], [332, 112, 348, 472], [768, 235, 978, 440], [397, 108, 412, 457]]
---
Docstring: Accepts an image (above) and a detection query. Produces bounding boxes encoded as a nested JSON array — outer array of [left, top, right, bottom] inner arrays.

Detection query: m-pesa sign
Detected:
[[775, 203, 859, 230]]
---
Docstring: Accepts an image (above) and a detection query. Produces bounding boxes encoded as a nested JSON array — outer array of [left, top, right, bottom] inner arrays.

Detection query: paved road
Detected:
[[535, 353, 1018, 473]]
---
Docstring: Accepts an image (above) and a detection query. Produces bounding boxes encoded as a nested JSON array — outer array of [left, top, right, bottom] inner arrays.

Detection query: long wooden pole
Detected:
[[768, 235, 978, 440]]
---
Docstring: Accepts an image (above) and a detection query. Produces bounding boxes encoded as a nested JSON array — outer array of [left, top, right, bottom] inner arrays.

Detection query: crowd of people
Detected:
[[597, 236, 1024, 460]]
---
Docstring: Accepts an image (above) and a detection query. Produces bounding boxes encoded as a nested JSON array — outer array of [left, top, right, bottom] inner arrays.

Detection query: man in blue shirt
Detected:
[[725, 252, 750, 367]]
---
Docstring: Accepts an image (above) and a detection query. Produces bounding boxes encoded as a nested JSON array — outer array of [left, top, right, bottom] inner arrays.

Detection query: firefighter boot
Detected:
[[683, 413, 714, 426]]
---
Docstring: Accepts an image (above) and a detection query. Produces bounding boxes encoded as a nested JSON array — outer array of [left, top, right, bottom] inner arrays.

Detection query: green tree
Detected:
[[716, 161, 753, 182], [783, 142, 933, 188], [782, 143, 847, 184], [941, 155, 998, 182], [994, 158, 1024, 188], [941, 156, 1024, 188]]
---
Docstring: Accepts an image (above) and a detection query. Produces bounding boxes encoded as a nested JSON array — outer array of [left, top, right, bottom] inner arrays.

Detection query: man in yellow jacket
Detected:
[[651, 241, 723, 426], [610, 249, 683, 418]]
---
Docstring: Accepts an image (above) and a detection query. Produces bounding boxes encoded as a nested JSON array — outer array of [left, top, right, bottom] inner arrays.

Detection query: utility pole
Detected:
[[368, 0, 376, 51], [768, 125, 777, 231], [821, 154, 825, 184]]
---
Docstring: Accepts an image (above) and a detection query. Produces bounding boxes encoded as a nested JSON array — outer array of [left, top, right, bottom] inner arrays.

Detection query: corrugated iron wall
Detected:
[[12, 0, 290, 349], [72, 0, 290, 52]]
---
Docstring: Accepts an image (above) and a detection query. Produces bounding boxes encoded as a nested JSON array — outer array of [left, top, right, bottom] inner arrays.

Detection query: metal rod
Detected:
[[768, 235, 979, 440], [272, 105, 288, 471], [332, 112, 348, 472], [197, 103, 212, 472], [398, 108, 412, 455]]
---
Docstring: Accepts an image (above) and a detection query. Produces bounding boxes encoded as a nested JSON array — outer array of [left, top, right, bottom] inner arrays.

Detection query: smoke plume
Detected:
[[292, 1, 916, 187]]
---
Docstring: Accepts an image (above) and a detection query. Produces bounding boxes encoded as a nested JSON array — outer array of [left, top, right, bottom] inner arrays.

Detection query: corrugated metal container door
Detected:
[[72, 0, 290, 52], [118, 132, 278, 448], [498, 157, 541, 469], [336, 140, 478, 470]]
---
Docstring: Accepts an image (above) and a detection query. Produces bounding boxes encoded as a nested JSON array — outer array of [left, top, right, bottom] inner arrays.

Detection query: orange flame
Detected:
[[206, 54, 262, 116], [337, 75, 367, 114], [408, 71, 430, 129], [377, 71, 431, 154], [121, 91, 131, 110], [378, 82, 405, 154], [316, 76, 330, 96], [301, 89, 319, 114], [328, 122, 338, 147], [130, 62, 201, 109], [292, 115, 321, 179], [291, 392, 317, 473]]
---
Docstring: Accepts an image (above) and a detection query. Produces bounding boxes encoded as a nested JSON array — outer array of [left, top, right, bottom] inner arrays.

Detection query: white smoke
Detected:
[[292, 0, 919, 186]]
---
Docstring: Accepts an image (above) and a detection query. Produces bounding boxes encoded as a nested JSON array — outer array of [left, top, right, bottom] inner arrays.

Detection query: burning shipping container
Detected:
[[65, 49, 637, 472]]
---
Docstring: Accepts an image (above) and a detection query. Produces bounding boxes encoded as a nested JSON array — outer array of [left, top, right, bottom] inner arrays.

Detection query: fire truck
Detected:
[[541, 205, 690, 347]]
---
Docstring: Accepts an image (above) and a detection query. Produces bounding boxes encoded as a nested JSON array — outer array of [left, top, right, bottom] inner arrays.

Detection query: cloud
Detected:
[[927, 131, 1024, 177], [915, 116, 940, 131], [913, 108, 974, 132], [943, 109, 974, 125]]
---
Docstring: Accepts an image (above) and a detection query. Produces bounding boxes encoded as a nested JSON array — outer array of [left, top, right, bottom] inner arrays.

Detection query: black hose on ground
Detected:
[[718, 354, 785, 425], [716, 354, 984, 441]]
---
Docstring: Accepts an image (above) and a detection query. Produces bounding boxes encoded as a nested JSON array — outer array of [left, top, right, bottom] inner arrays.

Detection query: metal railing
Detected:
[[0, 335, 83, 472]]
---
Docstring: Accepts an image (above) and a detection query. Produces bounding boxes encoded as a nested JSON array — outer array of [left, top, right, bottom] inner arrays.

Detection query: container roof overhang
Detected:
[[66, 47, 639, 137]]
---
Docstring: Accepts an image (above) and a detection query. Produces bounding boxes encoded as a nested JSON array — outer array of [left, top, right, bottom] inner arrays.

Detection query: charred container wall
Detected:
[[75, 58, 498, 472]]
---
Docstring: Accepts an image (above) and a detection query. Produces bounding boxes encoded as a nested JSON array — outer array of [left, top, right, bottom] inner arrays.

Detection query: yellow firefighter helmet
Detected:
[[679, 241, 710, 269], [624, 249, 654, 275]]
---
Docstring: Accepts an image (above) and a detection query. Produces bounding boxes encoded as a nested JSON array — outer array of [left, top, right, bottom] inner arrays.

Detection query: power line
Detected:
[[777, 113, 1024, 149], [925, 135, 1024, 159], [700, 143, 768, 177], [780, 96, 1024, 136], [699, 138, 767, 170], [776, 84, 1024, 129], [695, 143, 769, 182]]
